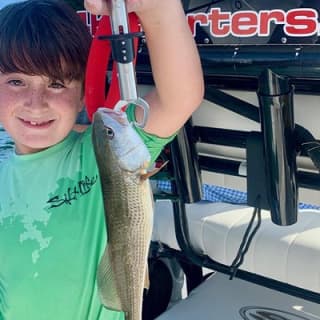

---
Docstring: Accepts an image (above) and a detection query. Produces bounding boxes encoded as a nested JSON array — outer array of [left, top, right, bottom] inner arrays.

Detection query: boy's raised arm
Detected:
[[84, 0, 204, 137]]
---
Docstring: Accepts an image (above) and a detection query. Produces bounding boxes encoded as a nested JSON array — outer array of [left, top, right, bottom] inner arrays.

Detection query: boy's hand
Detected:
[[84, 0, 108, 15], [84, 0, 157, 15]]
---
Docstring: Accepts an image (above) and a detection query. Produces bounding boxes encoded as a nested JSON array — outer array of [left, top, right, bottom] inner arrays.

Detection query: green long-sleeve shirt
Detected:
[[0, 107, 174, 320]]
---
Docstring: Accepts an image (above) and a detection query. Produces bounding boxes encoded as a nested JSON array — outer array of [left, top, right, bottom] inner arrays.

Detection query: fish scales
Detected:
[[92, 108, 153, 320]]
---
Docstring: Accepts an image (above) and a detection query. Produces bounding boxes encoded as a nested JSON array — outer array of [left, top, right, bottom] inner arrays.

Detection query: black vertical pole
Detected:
[[257, 69, 298, 226]]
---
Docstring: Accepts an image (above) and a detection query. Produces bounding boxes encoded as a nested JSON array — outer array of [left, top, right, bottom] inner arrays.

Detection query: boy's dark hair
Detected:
[[0, 0, 91, 84]]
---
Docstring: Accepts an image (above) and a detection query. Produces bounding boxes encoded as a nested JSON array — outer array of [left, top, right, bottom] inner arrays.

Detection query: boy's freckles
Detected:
[[0, 74, 84, 154]]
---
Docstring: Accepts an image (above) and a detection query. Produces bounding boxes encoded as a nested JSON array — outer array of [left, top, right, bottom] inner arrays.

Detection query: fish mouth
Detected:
[[19, 117, 55, 129]]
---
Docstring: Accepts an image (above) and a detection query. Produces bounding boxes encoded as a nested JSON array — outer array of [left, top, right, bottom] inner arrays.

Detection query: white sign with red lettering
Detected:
[[187, 8, 320, 38], [78, 8, 320, 38]]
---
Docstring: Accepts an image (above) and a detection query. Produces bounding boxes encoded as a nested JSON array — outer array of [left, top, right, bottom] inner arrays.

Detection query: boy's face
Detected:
[[0, 72, 84, 154]]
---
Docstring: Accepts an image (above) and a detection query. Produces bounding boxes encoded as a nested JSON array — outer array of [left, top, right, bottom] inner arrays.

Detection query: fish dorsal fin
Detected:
[[97, 246, 122, 312]]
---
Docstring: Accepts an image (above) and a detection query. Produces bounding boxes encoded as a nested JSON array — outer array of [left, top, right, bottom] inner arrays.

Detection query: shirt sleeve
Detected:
[[126, 103, 176, 163]]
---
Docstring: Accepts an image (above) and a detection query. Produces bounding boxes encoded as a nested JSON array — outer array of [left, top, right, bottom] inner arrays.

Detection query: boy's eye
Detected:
[[49, 81, 65, 89], [8, 79, 23, 86]]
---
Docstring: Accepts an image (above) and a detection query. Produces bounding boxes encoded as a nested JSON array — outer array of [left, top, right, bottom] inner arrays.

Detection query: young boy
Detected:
[[0, 0, 203, 319]]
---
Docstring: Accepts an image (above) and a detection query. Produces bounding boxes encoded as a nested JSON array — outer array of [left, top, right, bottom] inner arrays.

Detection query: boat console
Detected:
[[136, 1, 320, 319]]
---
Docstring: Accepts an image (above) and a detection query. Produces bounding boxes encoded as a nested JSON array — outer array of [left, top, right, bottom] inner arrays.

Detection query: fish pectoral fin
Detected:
[[97, 247, 123, 312], [140, 161, 169, 181]]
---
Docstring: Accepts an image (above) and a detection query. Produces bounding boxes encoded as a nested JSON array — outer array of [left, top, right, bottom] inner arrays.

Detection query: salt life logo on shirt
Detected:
[[47, 175, 98, 209]]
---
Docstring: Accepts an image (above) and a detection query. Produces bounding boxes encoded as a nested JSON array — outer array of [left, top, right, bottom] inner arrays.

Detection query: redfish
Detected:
[[92, 107, 153, 320]]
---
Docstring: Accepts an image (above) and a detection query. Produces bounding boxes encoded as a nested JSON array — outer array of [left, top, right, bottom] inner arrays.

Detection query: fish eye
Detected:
[[106, 127, 114, 139]]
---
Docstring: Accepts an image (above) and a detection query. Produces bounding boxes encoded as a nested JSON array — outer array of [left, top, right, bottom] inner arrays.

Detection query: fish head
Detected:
[[93, 108, 151, 172]]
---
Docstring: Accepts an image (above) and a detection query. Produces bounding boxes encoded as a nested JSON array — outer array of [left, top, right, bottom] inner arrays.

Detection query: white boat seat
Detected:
[[152, 200, 320, 294]]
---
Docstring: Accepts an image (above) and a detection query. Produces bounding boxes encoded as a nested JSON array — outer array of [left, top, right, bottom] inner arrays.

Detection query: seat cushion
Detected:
[[152, 200, 320, 293]]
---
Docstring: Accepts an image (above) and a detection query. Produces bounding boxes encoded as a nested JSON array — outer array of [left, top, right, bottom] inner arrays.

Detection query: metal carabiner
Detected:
[[113, 97, 150, 129]]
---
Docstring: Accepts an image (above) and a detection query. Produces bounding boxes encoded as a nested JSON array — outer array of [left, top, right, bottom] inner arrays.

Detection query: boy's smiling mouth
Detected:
[[19, 117, 55, 128]]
